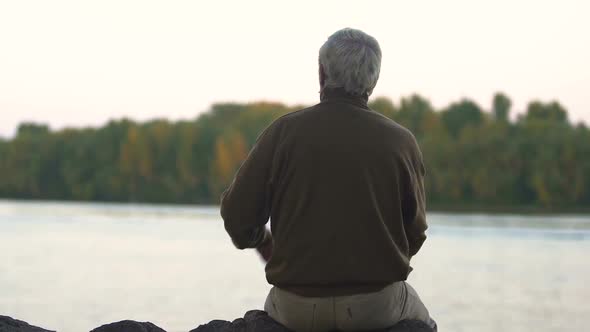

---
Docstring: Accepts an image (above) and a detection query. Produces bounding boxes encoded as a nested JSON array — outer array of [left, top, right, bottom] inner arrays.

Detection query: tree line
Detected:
[[1, 93, 589, 211]]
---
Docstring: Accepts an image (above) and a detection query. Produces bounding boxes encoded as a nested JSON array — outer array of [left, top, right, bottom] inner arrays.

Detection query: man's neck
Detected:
[[320, 87, 369, 108]]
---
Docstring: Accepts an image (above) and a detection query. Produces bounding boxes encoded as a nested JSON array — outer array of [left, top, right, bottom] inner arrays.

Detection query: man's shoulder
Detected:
[[360, 107, 417, 142], [264, 105, 318, 133], [269, 103, 418, 145], [386, 118, 418, 142], [257, 106, 315, 141], [275, 105, 316, 122], [359, 108, 421, 156]]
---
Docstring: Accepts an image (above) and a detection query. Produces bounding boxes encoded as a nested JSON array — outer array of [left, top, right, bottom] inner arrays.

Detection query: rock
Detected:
[[0, 315, 55, 332], [89, 320, 167, 332], [190, 310, 434, 332], [1, 310, 434, 332]]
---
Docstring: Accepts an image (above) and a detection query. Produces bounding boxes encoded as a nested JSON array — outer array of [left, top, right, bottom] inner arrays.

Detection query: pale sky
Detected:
[[1, 0, 589, 138]]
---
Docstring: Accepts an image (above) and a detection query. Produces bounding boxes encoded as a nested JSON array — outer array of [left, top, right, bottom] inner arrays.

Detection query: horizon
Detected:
[[1, 0, 589, 138]]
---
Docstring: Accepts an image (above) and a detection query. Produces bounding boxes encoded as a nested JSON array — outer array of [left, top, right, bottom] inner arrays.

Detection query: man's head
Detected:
[[319, 28, 382, 97]]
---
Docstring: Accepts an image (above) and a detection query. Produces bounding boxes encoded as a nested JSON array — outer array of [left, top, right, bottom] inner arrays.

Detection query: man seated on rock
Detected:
[[220, 28, 437, 332]]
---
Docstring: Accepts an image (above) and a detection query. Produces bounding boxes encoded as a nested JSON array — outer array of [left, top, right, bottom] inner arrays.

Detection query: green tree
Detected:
[[523, 100, 568, 123], [492, 92, 511, 122], [441, 99, 484, 137], [0, 94, 588, 211]]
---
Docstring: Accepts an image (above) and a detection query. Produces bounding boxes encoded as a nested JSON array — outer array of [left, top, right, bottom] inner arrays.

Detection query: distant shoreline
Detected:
[[1, 197, 589, 216], [427, 204, 590, 216]]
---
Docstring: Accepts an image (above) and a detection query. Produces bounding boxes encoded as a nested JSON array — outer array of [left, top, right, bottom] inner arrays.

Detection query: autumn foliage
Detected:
[[1, 94, 588, 210]]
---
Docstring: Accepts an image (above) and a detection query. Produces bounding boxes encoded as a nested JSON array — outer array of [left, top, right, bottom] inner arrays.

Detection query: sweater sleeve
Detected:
[[401, 136, 428, 257], [220, 120, 280, 250]]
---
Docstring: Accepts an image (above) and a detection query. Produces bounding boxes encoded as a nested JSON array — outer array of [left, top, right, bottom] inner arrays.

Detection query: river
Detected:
[[0, 200, 588, 332]]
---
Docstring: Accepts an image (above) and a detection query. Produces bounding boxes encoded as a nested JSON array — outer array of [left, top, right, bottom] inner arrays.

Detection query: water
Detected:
[[0, 200, 589, 332]]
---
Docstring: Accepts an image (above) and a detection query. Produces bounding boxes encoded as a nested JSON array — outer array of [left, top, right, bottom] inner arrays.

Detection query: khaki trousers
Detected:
[[264, 282, 437, 332]]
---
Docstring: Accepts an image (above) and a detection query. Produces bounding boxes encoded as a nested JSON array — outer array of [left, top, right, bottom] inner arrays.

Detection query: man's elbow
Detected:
[[225, 224, 265, 250], [231, 237, 250, 250], [225, 226, 251, 250], [408, 233, 427, 257]]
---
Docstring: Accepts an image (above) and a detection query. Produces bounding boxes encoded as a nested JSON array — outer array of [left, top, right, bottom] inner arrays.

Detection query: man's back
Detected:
[[221, 88, 428, 297], [221, 28, 436, 331]]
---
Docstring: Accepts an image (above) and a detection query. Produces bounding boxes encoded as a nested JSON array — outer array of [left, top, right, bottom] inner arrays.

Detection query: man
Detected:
[[220, 28, 436, 332]]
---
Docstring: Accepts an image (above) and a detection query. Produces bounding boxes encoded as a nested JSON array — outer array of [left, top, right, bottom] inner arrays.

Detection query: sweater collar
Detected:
[[320, 87, 369, 108]]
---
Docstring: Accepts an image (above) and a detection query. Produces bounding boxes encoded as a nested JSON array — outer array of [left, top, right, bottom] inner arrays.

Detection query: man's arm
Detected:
[[402, 137, 428, 257], [220, 121, 281, 250]]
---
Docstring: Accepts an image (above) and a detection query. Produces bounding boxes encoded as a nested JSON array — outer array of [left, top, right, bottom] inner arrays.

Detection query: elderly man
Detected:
[[220, 28, 436, 332]]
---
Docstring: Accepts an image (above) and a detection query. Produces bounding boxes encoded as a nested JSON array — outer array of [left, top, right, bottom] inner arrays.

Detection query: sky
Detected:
[[1, 0, 589, 138]]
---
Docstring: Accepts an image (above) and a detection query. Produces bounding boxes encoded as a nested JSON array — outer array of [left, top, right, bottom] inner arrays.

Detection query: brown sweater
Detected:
[[220, 88, 428, 297]]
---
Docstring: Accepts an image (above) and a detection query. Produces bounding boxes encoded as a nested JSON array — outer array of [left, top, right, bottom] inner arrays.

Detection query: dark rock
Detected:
[[190, 310, 434, 332], [2, 310, 434, 332], [0, 315, 55, 332], [383, 319, 434, 332], [90, 320, 167, 332]]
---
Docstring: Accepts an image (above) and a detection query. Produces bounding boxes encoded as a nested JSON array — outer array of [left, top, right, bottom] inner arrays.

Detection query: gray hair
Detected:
[[319, 28, 382, 96]]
